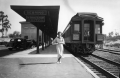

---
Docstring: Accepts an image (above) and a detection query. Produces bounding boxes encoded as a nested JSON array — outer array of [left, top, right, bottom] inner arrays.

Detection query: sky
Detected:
[[0, 0, 120, 36]]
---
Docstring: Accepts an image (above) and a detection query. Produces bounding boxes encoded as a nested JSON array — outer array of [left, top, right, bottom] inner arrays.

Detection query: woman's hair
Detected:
[[57, 31, 62, 35]]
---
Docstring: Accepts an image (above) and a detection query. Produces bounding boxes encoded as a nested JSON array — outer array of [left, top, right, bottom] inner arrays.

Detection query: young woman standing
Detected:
[[52, 32, 65, 64]]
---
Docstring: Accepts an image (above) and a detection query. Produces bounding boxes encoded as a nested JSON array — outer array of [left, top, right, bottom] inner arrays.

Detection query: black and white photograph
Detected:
[[0, 0, 120, 78]]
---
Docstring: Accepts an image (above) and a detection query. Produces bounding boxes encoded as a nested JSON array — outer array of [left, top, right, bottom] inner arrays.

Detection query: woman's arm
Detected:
[[58, 37, 65, 44], [52, 38, 58, 45]]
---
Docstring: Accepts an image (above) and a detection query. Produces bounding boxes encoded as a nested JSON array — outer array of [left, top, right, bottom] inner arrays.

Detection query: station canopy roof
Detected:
[[11, 5, 60, 38]]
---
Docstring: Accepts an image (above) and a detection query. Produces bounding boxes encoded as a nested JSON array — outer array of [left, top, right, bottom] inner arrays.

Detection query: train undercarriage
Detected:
[[64, 43, 95, 54]]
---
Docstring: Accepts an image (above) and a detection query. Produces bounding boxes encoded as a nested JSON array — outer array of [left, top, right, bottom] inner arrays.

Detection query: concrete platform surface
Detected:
[[0, 57, 95, 78], [0, 45, 96, 78]]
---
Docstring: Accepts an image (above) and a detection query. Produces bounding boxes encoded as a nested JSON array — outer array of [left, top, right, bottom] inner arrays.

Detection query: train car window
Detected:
[[84, 23, 90, 36], [73, 34, 79, 40], [74, 24, 80, 32], [95, 24, 100, 34]]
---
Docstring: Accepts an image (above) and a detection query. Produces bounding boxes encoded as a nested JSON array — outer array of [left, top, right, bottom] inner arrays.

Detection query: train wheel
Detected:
[[74, 47, 78, 56], [77, 46, 84, 54], [73, 47, 76, 53], [79, 46, 85, 54], [87, 49, 93, 54], [87, 45, 94, 54], [83, 48, 88, 54], [71, 45, 75, 53], [81, 46, 90, 55]]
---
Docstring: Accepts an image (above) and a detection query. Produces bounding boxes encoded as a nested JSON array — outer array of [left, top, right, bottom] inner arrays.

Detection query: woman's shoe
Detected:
[[61, 56, 64, 58], [57, 61, 61, 64], [57, 61, 59, 63], [59, 61, 61, 64]]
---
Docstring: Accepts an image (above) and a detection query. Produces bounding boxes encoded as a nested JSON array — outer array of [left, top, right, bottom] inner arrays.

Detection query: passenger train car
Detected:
[[62, 12, 104, 54]]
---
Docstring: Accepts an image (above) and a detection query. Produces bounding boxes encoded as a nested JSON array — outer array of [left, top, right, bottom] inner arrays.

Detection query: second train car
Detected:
[[62, 12, 104, 54]]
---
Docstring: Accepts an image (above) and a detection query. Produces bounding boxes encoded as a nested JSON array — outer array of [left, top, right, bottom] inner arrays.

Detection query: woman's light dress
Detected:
[[52, 37, 65, 58]]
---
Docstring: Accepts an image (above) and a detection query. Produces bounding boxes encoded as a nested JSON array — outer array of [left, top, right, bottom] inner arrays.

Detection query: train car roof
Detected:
[[73, 12, 103, 21], [62, 12, 104, 35], [77, 12, 97, 16]]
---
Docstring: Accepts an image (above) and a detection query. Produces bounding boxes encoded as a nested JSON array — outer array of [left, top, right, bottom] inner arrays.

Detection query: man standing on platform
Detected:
[[52, 32, 65, 64]]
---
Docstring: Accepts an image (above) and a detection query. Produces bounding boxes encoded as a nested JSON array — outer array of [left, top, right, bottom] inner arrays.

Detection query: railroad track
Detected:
[[65, 46, 120, 78], [96, 49, 120, 55], [77, 54, 120, 78], [93, 50, 120, 64], [78, 57, 109, 78]]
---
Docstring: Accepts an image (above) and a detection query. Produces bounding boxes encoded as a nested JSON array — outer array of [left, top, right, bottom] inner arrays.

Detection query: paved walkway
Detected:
[[0, 45, 99, 78]]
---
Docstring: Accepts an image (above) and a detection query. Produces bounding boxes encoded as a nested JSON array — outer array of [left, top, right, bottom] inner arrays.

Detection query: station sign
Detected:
[[24, 10, 47, 22], [26, 16, 45, 22], [24, 10, 47, 15]]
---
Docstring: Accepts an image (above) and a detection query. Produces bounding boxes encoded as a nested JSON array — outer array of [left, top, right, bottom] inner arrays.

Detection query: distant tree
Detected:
[[13, 31, 21, 38], [8, 33, 14, 38], [108, 31, 114, 37], [103, 34, 107, 40], [8, 31, 21, 38], [115, 32, 119, 36], [0, 11, 11, 37]]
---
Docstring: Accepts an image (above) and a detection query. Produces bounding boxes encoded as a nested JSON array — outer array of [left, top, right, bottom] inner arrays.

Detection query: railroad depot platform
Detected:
[[0, 45, 99, 78]]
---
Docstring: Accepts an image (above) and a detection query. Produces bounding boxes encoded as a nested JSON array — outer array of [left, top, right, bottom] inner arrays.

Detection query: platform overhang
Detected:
[[11, 5, 60, 38]]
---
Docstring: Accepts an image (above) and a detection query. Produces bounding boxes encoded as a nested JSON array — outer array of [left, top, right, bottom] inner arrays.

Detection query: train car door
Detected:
[[83, 20, 94, 43]]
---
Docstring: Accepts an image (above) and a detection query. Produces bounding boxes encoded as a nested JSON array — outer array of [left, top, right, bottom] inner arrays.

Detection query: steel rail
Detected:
[[96, 49, 120, 55], [91, 54, 120, 66], [79, 56, 119, 78]]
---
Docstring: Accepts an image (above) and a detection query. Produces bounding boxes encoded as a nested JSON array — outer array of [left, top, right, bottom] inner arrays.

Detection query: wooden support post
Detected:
[[48, 36, 49, 46], [49, 37, 52, 46], [45, 35, 47, 47], [46, 35, 48, 47], [46, 35, 49, 47], [49, 37, 51, 46], [44, 33, 46, 48], [36, 27, 39, 54], [42, 32, 44, 50]]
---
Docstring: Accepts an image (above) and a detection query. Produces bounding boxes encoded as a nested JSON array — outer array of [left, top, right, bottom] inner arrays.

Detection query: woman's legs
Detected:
[[60, 45, 64, 58], [56, 45, 64, 63], [56, 46, 61, 63]]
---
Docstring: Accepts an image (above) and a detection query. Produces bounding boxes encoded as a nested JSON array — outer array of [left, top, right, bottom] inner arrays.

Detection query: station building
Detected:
[[20, 21, 42, 41]]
